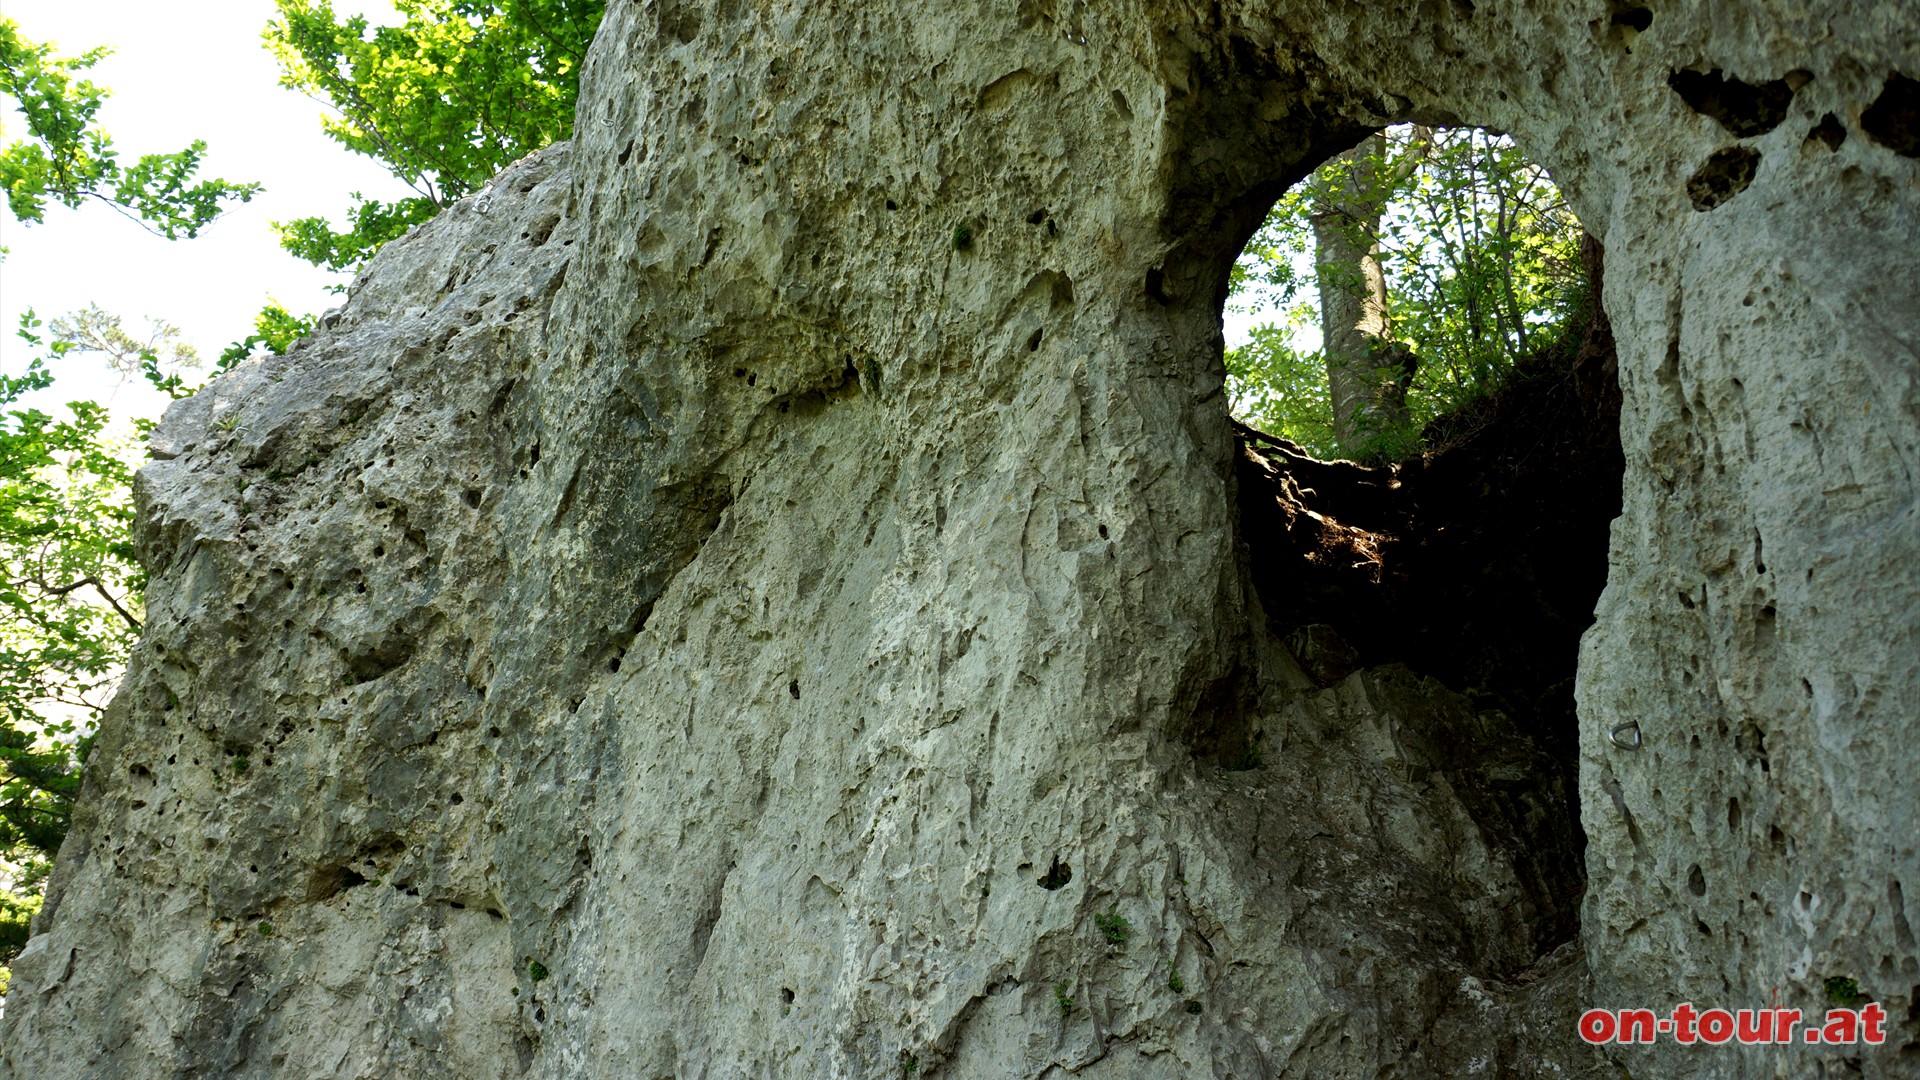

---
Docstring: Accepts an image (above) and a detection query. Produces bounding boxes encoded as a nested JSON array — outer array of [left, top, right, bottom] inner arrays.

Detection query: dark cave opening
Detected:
[[1228, 237, 1622, 957]]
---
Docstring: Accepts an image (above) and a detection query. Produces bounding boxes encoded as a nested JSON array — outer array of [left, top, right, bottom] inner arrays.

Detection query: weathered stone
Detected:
[[4, 2, 1917, 1078]]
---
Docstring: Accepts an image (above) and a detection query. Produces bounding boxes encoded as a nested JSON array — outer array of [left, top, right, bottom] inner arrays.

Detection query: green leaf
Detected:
[[1228, 125, 1584, 459], [265, 0, 604, 271], [1, 20, 259, 236]]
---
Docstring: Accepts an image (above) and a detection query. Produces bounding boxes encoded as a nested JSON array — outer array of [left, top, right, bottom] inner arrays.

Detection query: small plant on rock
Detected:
[[1824, 975, 1867, 1007], [1095, 906, 1131, 945]]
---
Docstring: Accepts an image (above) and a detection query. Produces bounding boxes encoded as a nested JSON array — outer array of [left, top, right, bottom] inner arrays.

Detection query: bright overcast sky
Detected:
[[0, 0, 1280, 435], [0, 0, 414, 426]]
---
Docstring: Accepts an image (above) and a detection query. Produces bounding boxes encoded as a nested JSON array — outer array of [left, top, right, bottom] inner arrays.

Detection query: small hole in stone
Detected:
[[1807, 113, 1848, 152], [1611, 6, 1652, 31], [1686, 146, 1762, 212], [1027, 328, 1043, 351], [451, 792, 464, 805], [885, 198, 898, 211], [1669, 69, 1795, 137], [1688, 864, 1707, 896], [1037, 855, 1072, 890], [1861, 71, 1920, 158], [1144, 266, 1169, 305], [780, 987, 795, 1004], [789, 679, 800, 699]]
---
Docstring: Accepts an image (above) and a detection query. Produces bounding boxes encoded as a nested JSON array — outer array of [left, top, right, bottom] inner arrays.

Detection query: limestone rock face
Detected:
[[4, 2, 1917, 1078]]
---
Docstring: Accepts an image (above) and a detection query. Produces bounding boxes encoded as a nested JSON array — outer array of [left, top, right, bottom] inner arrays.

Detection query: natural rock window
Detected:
[[1213, 126, 1621, 959]]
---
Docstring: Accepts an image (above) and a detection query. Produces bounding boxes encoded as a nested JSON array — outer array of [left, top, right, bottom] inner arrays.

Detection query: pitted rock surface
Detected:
[[3, 3, 1917, 1078]]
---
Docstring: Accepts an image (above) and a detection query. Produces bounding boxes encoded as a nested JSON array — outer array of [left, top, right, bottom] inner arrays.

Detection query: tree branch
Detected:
[[26, 576, 141, 632]]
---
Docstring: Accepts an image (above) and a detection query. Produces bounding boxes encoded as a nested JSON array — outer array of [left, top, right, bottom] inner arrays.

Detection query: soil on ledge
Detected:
[[1232, 239, 1623, 956]]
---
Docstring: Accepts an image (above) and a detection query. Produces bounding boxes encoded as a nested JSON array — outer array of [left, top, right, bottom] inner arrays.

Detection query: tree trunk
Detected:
[[1312, 134, 1414, 457]]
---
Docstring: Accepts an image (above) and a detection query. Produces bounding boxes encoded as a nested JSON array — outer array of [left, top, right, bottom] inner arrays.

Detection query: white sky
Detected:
[[0, 0, 413, 428], [0, 0, 1289, 437]]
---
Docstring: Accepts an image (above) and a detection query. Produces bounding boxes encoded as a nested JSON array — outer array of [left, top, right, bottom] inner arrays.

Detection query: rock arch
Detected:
[[4, 3, 1916, 1078]]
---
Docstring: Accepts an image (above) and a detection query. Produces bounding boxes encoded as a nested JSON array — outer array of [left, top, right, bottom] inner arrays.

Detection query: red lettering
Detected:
[[1699, 1008, 1735, 1044], [1775, 1007, 1803, 1044], [1672, 1002, 1699, 1044], [1735, 1008, 1772, 1043], [1618, 1009, 1657, 1044], [1579, 1009, 1617, 1044], [1861, 1002, 1887, 1045], [1822, 1008, 1860, 1045]]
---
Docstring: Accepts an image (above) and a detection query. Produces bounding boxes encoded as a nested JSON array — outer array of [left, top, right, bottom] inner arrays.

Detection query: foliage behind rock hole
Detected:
[[1227, 125, 1588, 462]]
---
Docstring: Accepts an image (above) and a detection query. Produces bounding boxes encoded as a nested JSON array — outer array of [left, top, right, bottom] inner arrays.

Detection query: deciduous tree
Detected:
[[1228, 126, 1585, 461], [266, 0, 605, 272], [0, 20, 258, 239]]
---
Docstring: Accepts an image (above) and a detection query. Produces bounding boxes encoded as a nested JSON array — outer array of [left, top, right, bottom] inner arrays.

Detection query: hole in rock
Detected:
[[1862, 72, 1920, 158], [1807, 113, 1848, 152], [1036, 855, 1072, 890], [307, 864, 368, 902], [1610, 5, 1653, 32], [1144, 266, 1170, 305], [1687, 146, 1761, 211], [1669, 68, 1796, 137], [1211, 124, 1622, 965]]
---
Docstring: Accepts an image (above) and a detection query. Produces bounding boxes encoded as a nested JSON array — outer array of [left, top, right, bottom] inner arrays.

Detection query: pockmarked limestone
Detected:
[[3, 2, 1916, 1077]]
